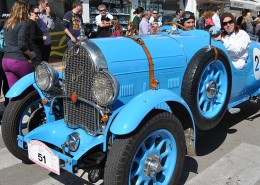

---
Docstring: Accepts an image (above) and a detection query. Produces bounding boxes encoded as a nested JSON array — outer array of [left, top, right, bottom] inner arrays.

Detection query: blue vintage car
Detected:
[[2, 25, 260, 184]]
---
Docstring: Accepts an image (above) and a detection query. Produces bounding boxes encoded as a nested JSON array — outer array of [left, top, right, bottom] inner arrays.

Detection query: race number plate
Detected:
[[28, 140, 60, 175], [253, 48, 260, 80]]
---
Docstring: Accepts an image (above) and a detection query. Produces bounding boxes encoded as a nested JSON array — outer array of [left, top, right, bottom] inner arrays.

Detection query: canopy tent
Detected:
[[230, 0, 260, 11]]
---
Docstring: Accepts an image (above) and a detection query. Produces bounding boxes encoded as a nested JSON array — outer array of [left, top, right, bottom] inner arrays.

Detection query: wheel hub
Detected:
[[206, 81, 217, 99], [144, 154, 162, 177]]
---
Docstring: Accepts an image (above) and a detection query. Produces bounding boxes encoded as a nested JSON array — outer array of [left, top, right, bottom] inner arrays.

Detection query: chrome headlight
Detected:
[[35, 62, 59, 91], [91, 72, 119, 107], [65, 132, 80, 152]]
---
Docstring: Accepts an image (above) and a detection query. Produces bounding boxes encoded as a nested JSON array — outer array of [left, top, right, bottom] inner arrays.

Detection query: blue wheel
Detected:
[[182, 47, 231, 130], [1, 90, 43, 163], [198, 60, 228, 118], [104, 112, 185, 185]]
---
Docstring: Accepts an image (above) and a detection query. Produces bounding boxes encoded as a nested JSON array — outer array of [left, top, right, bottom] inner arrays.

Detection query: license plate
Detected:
[[28, 140, 60, 175]]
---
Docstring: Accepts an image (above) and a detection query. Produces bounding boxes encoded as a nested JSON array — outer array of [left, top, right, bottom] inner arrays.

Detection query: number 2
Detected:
[[255, 55, 260, 72]]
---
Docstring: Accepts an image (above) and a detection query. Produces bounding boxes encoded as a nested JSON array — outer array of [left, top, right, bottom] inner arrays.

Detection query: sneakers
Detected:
[[228, 107, 241, 114]]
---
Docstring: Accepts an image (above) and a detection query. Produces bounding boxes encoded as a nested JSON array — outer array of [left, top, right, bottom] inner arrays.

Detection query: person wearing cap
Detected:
[[62, 0, 83, 47], [180, 11, 195, 30], [95, 4, 113, 38], [212, 6, 221, 29], [214, 12, 250, 70], [132, 6, 144, 32]]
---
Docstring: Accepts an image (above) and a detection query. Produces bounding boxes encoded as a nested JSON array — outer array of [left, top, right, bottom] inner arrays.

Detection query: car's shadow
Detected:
[[178, 101, 260, 185]]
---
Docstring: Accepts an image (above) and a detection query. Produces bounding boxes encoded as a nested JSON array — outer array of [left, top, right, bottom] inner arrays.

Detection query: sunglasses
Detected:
[[34, 12, 40, 15], [222, 20, 234, 26], [99, 9, 106, 12], [153, 12, 158, 14], [182, 12, 195, 19]]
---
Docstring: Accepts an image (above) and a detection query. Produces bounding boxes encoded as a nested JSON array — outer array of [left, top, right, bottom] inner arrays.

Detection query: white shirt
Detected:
[[95, 13, 113, 26], [139, 17, 151, 35], [212, 13, 221, 29], [149, 16, 162, 27], [222, 30, 251, 69]]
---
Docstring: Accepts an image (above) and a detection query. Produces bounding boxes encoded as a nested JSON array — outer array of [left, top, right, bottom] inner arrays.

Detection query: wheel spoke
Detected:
[[141, 144, 147, 154], [209, 68, 214, 79], [136, 176, 144, 185], [199, 84, 206, 94], [203, 100, 209, 112], [161, 150, 169, 158], [216, 80, 222, 86], [209, 100, 213, 111], [156, 139, 166, 151], [213, 71, 220, 81], [199, 96, 205, 107]]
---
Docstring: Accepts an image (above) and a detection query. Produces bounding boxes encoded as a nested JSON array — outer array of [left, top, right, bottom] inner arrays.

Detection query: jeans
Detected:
[[2, 58, 32, 89], [67, 40, 75, 48]]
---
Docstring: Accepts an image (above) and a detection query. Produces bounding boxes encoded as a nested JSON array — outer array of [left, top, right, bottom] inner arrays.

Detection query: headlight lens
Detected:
[[91, 72, 119, 107], [35, 62, 59, 91]]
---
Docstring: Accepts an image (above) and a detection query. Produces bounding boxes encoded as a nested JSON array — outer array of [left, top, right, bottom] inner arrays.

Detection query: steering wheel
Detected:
[[163, 22, 188, 31]]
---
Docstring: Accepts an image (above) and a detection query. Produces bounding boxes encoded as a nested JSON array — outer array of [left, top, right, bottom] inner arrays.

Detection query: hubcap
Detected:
[[144, 154, 162, 177], [206, 80, 217, 99]]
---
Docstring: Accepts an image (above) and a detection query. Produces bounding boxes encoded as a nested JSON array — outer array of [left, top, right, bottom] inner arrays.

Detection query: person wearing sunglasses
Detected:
[[149, 9, 162, 27], [180, 11, 195, 30], [95, 4, 113, 38], [27, 4, 47, 69], [214, 12, 250, 70]]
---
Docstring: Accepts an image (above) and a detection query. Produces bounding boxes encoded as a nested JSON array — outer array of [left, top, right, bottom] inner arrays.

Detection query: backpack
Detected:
[[0, 28, 5, 52]]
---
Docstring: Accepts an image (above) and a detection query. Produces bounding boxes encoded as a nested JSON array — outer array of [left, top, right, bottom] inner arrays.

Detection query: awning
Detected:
[[230, 0, 260, 11]]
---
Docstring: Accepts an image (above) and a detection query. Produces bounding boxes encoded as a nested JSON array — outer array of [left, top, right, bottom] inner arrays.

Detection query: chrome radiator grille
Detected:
[[63, 45, 99, 135]]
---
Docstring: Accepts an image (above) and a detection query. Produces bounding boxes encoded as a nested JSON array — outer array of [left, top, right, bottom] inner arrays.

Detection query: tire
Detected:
[[1, 90, 44, 163], [104, 112, 185, 185], [182, 47, 231, 130]]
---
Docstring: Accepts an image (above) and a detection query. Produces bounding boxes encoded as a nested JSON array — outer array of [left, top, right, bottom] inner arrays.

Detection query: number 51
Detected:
[[38, 153, 46, 163]]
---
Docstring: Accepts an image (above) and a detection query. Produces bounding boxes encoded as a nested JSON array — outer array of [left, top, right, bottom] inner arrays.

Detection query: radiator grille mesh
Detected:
[[62, 45, 99, 134]]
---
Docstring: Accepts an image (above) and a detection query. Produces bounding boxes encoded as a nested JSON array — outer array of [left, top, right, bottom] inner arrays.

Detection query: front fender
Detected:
[[6, 72, 35, 98], [6, 71, 62, 98], [110, 89, 195, 135]]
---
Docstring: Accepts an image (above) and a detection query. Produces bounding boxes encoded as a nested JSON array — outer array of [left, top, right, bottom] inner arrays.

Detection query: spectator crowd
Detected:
[[0, 0, 54, 107]]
